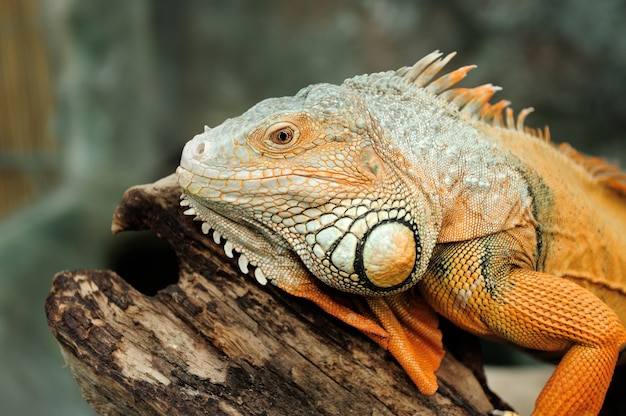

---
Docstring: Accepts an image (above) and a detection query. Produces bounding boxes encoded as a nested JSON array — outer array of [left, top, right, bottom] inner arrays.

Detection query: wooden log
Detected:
[[45, 174, 513, 415]]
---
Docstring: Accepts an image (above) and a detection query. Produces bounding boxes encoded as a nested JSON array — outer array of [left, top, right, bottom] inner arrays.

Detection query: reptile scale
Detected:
[[176, 51, 626, 416]]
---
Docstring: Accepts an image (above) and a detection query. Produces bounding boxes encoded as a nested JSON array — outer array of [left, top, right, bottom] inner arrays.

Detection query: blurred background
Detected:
[[1, 0, 624, 414]]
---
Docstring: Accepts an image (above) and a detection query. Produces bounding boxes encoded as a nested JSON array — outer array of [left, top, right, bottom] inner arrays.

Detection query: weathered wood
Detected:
[[46, 174, 512, 415]]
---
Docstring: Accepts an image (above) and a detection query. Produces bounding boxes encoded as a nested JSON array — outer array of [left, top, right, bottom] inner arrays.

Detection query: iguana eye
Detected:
[[270, 127, 294, 144], [250, 121, 302, 157], [263, 122, 300, 150]]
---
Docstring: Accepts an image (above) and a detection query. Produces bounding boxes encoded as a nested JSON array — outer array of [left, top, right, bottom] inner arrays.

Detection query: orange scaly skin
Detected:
[[177, 51, 626, 415]]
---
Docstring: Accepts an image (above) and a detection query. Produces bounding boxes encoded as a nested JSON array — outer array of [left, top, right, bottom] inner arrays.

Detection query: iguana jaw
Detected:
[[179, 189, 304, 287], [178, 161, 427, 296]]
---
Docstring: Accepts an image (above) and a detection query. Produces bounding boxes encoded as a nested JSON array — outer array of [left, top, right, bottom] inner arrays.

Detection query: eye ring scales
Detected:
[[264, 121, 300, 148]]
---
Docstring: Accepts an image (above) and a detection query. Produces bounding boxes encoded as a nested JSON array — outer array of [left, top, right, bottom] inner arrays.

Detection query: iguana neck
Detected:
[[364, 92, 534, 244]]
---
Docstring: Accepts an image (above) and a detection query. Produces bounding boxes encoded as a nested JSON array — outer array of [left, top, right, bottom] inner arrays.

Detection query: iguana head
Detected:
[[176, 51, 524, 297], [176, 73, 445, 296]]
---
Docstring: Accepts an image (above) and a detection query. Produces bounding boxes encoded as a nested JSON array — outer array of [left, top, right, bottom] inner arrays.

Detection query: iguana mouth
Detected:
[[179, 192, 294, 287], [177, 164, 364, 190]]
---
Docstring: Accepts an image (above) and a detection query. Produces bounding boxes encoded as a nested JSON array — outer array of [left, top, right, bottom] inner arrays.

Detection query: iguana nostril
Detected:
[[196, 142, 206, 156]]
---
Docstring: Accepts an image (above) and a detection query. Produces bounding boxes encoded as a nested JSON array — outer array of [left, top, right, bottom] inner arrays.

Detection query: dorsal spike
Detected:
[[400, 52, 458, 88], [397, 50, 445, 82], [516, 107, 534, 131], [543, 126, 551, 142], [505, 108, 515, 130], [413, 52, 457, 87], [492, 102, 510, 127], [459, 84, 502, 116], [438, 87, 467, 102], [425, 65, 477, 94], [440, 88, 472, 107], [480, 100, 510, 124]]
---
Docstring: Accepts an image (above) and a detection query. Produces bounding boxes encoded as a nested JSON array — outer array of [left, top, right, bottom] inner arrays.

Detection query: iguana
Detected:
[[176, 51, 626, 416]]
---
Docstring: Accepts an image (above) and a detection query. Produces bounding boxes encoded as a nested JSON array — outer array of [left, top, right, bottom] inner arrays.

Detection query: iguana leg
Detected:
[[276, 273, 443, 395], [488, 268, 624, 416], [420, 236, 626, 416], [365, 292, 443, 395]]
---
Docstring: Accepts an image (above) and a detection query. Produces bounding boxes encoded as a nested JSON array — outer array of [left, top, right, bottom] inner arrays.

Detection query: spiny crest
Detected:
[[557, 142, 626, 195], [398, 50, 626, 195], [396, 50, 550, 139]]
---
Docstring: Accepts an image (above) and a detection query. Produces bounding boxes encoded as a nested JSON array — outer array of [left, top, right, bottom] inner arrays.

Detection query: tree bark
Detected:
[[46, 174, 512, 415]]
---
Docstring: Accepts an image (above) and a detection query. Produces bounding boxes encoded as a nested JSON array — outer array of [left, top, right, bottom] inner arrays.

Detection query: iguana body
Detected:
[[176, 51, 626, 415]]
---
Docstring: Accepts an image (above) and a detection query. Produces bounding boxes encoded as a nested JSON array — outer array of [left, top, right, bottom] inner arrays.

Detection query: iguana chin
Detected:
[[176, 51, 626, 416]]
